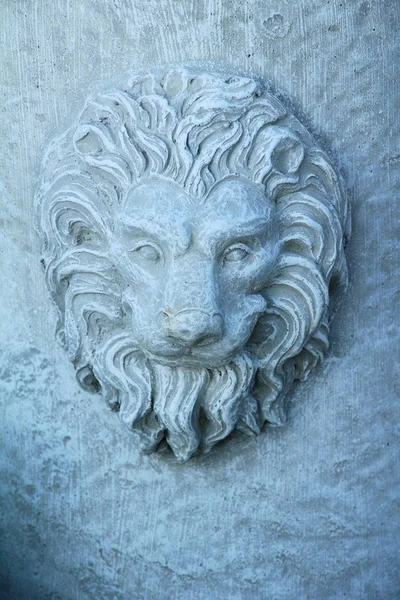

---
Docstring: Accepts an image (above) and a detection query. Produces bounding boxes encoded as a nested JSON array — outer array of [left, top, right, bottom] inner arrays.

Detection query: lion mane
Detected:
[[36, 69, 349, 460]]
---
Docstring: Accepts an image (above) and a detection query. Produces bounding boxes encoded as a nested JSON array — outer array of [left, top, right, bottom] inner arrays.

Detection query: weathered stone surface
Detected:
[[36, 68, 349, 461], [0, 1, 399, 598]]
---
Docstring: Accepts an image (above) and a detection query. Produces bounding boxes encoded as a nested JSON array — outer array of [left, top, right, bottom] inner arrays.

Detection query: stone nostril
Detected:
[[161, 311, 171, 325]]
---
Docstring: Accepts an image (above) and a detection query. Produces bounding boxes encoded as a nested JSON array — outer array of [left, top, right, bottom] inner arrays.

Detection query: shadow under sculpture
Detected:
[[36, 69, 350, 461]]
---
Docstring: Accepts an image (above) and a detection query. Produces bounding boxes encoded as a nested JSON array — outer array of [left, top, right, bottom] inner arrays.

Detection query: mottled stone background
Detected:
[[0, 1, 399, 598]]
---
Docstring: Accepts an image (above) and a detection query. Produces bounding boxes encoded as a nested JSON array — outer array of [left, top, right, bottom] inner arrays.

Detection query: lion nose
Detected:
[[163, 309, 223, 347]]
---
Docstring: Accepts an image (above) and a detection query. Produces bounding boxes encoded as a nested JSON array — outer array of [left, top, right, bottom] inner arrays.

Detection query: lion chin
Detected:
[[92, 341, 259, 462], [146, 357, 260, 461]]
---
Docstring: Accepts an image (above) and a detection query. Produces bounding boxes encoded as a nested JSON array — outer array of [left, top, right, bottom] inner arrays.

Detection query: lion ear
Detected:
[[271, 133, 304, 175]]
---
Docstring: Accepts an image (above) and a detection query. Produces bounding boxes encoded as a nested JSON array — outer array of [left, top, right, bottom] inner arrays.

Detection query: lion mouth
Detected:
[[142, 344, 240, 369]]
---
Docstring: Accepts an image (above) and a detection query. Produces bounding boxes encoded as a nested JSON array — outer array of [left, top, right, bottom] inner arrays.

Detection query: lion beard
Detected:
[[89, 337, 260, 461]]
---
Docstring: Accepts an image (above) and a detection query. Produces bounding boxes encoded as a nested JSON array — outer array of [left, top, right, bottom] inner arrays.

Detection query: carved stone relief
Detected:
[[35, 69, 350, 461]]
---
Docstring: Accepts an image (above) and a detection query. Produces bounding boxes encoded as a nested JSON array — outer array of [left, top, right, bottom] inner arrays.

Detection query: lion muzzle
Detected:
[[163, 308, 224, 347]]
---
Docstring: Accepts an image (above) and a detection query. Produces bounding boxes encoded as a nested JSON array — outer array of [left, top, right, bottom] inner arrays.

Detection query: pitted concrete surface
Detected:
[[0, 1, 399, 598]]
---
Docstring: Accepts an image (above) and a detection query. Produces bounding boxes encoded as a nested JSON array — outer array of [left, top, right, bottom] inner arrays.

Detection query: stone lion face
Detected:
[[112, 176, 278, 369], [36, 69, 349, 460]]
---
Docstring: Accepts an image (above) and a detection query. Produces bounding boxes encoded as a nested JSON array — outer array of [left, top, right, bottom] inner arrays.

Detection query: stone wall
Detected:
[[0, 1, 399, 598]]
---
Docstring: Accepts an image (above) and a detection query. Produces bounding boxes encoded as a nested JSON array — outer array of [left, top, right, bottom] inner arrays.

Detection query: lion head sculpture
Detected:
[[36, 69, 349, 461]]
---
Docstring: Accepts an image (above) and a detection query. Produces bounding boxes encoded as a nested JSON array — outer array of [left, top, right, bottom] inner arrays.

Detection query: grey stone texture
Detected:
[[35, 68, 349, 461], [0, 1, 399, 599]]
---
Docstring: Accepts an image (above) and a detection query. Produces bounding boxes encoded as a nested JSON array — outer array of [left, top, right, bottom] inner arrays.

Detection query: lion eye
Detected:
[[133, 244, 161, 261], [223, 244, 251, 263]]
